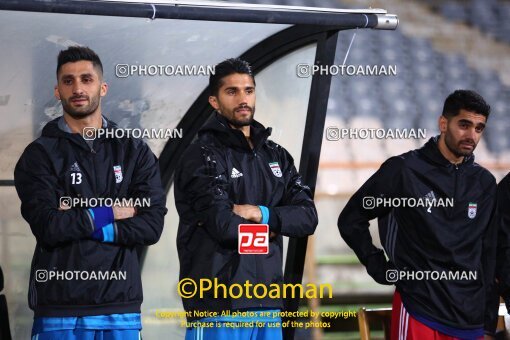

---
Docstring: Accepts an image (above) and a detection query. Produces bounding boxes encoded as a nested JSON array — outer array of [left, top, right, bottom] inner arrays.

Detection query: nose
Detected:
[[72, 81, 84, 95], [465, 127, 477, 142], [470, 126, 478, 138], [239, 91, 252, 104], [238, 95, 248, 106]]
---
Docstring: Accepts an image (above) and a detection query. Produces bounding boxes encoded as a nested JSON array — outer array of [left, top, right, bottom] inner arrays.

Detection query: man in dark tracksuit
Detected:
[[174, 58, 318, 340], [338, 90, 496, 339], [14, 46, 166, 339], [492, 174, 510, 337]]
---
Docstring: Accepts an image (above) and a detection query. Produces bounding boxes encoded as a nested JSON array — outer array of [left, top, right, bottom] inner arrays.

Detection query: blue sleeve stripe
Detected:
[[258, 205, 269, 225], [85, 209, 95, 233], [102, 223, 115, 243]]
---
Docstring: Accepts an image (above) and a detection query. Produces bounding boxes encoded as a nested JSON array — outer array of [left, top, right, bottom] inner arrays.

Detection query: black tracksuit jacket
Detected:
[[174, 113, 318, 319], [14, 116, 167, 317], [492, 173, 510, 333], [338, 136, 497, 332]]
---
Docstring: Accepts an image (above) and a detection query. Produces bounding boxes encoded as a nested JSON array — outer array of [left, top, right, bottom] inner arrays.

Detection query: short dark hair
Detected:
[[209, 58, 255, 96], [56, 46, 103, 77], [442, 90, 490, 119]]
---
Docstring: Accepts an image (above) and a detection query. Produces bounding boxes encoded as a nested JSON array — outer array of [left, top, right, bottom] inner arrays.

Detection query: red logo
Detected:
[[238, 224, 269, 254]]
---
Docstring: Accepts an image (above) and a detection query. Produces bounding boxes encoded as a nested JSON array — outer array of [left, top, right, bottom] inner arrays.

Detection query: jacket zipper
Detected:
[[90, 143, 98, 196], [452, 163, 459, 218], [251, 146, 262, 307]]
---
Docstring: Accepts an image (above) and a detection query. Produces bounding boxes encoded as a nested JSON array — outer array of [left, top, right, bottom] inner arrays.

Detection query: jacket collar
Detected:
[[41, 115, 118, 150], [199, 112, 272, 152], [419, 135, 474, 167]]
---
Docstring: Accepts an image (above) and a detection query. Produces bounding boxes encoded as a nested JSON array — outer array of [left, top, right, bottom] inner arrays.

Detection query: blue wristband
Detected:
[[88, 206, 114, 229], [258, 205, 270, 225], [90, 223, 115, 243], [88, 206, 114, 242]]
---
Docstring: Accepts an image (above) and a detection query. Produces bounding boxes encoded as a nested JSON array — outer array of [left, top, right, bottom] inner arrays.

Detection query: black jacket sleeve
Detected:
[[482, 184, 499, 335], [497, 175, 510, 296], [487, 173, 510, 334], [14, 142, 94, 248], [115, 142, 167, 246], [267, 148, 318, 237], [174, 143, 253, 248], [337, 156, 404, 285]]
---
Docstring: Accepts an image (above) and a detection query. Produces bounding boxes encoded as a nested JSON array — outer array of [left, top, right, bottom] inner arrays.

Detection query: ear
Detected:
[[208, 96, 220, 111], [100, 82, 108, 97], [54, 85, 61, 100], [438, 115, 448, 133]]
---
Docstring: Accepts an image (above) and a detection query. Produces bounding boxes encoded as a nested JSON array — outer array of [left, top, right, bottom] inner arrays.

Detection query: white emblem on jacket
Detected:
[[269, 162, 282, 178], [468, 202, 477, 219], [113, 165, 123, 183], [231, 167, 243, 179]]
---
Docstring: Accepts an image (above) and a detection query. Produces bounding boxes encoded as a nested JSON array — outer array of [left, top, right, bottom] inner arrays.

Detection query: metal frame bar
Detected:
[[282, 29, 339, 340], [0, 0, 385, 27], [99, 0, 388, 15]]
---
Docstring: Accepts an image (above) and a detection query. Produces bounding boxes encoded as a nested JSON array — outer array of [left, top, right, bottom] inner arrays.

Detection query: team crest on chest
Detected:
[[269, 162, 282, 178], [113, 165, 123, 184], [468, 202, 477, 219]]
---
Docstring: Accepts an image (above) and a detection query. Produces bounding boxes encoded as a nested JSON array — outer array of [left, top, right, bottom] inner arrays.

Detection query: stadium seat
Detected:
[[358, 307, 392, 340]]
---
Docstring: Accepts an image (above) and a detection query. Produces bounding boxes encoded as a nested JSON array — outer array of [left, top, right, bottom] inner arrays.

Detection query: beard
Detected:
[[444, 131, 477, 158], [61, 91, 100, 118], [222, 104, 255, 127]]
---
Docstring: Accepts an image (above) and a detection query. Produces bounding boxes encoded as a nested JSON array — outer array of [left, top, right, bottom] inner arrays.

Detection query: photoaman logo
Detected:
[[238, 224, 269, 254]]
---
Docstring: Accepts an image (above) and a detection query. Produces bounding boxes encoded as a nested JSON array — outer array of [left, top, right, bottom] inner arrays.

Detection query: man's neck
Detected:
[[63, 111, 102, 135], [437, 135, 464, 165], [228, 124, 252, 148], [227, 123, 250, 137]]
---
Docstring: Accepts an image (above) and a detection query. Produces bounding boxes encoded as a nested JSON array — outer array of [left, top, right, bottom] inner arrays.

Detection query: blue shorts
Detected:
[[31, 329, 141, 340], [185, 309, 282, 340]]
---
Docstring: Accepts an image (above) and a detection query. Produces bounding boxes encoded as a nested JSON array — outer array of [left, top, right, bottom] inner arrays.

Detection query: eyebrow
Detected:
[[224, 85, 254, 90], [458, 119, 486, 128], [60, 73, 94, 79]]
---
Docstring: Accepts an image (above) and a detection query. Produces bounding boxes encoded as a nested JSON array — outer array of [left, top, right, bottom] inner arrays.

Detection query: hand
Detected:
[[113, 206, 136, 220], [484, 335, 495, 340], [233, 204, 262, 223]]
